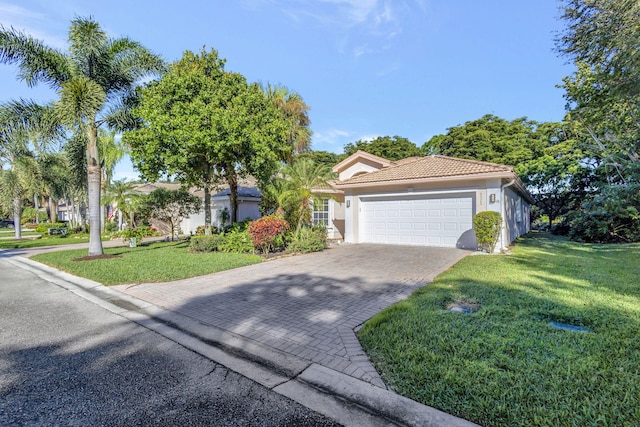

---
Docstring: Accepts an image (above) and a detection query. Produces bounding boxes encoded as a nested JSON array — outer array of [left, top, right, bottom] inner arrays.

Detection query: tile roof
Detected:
[[337, 155, 514, 185]]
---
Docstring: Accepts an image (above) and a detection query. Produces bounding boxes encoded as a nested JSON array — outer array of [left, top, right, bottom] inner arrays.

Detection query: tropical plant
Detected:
[[0, 101, 60, 238], [218, 228, 254, 254], [263, 83, 312, 159], [189, 235, 223, 252], [0, 17, 165, 255], [265, 158, 336, 232], [287, 225, 327, 253], [103, 179, 137, 231], [248, 215, 289, 255]]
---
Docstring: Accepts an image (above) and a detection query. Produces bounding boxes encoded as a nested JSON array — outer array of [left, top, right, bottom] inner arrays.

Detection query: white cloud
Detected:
[[274, 0, 429, 58], [0, 2, 67, 48], [312, 128, 353, 150]]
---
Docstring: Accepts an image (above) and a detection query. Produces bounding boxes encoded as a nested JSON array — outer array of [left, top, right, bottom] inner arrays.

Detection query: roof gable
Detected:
[[332, 150, 393, 174], [337, 154, 515, 186]]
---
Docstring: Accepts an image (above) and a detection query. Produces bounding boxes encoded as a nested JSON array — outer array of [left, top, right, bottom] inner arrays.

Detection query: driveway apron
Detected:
[[113, 244, 469, 388]]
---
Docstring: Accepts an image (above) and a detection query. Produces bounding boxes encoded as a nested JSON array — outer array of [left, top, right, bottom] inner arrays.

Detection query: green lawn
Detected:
[[32, 240, 262, 285], [358, 233, 640, 427], [0, 234, 93, 249], [0, 229, 41, 238]]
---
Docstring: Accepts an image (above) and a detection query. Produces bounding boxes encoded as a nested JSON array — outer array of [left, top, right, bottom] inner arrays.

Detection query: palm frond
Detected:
[[0, 25, 69, 87], [56, 76, 106, 125]]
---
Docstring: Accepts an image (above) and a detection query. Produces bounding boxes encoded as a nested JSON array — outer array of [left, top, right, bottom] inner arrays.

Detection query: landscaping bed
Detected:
[[31, 241, 262, 285], [358, 233, 640, 426]]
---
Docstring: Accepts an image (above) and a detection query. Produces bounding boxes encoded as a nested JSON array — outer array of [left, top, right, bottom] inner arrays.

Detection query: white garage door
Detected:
[[360, 195, 474, 248]]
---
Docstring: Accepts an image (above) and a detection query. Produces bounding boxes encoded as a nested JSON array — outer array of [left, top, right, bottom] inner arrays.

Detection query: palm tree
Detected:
[[268, 158, 335, 232], [0, 101, 59, 238], [0, 17, 164, 255], [103, 179, 136, 231], [263, 84, 312, 160]]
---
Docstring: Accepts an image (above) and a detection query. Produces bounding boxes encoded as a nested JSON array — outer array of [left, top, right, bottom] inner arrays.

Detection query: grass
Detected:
[[0, 234, 94, 249], [358, 233, 640, 427], [31, 240, 262, 285], [0, 228, 41, 238]]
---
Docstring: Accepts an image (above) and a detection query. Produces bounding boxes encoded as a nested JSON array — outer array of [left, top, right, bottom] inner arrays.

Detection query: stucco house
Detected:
[[129, 180, 262, 235], [180, 186, 262, 234], [311, 151, 532, 251]]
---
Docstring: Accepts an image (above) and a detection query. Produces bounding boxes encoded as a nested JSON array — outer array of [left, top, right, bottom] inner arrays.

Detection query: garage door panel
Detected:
[[360, 195, 474, 248]]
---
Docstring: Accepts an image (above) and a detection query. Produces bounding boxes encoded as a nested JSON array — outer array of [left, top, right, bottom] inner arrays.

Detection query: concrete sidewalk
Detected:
[[3, 246, 477, 427]]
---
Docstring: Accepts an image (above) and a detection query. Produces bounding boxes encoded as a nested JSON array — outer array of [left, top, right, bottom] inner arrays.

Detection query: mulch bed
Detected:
[[72, 254, 122, 261]]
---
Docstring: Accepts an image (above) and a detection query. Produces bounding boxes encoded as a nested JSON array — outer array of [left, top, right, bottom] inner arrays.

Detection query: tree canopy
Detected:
[[556, 0, 640, 241], [125, 48, 291, 229], [343, 135, 421, 161], [422, 115, 546, 168]]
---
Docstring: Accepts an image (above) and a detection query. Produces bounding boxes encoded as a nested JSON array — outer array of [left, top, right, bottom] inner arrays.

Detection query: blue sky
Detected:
[[0, 0, 573, 180]]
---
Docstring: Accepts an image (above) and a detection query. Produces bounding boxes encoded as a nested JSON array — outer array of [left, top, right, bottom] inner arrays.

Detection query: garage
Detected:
[[359, 194, 474, 248]]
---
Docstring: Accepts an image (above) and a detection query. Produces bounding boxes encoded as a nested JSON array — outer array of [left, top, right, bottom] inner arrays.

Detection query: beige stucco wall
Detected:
[[338, 159, 386, 181]]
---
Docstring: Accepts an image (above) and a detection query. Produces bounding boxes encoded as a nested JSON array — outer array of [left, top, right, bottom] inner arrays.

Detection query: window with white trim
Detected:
[[312, 198, 330, 226]]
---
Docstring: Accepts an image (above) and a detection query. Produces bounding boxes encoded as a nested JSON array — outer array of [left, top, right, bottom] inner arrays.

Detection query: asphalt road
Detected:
[[0, 257, 340, 426]]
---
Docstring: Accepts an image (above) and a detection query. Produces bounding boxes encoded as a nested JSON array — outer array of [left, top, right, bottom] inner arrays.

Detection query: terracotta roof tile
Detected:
[[338, 155, 513, 185]]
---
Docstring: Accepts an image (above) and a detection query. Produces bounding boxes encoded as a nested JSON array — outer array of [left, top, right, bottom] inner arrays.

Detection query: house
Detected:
[[311, 151, 532, 251], [180, 185, 262, 234], [129, 179, 262, 235]]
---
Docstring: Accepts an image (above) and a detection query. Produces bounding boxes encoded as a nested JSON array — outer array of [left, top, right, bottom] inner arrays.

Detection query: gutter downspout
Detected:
[[500, 179, 516, 251]]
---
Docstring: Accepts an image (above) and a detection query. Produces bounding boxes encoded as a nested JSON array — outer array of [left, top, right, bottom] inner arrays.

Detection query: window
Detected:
[[516, 198, 523, 223], [312, 198, 330, 226]]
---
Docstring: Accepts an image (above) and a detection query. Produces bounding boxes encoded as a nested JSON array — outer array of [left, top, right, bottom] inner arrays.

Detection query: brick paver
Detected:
[[113, 244, 469, 388]]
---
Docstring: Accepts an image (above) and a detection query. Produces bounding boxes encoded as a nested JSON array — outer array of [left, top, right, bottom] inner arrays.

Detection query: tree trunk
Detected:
[[33, 194, 39, 224], [204, 185, 212, 236], [48, 196, 57, 223], [86, 125, 104, 256], [12, 192, 22, 240], [228, 171, 239, 224]]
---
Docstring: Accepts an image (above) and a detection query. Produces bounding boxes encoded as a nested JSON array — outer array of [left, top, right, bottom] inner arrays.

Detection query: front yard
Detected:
[[358, 233, 640, 427], [32, 241, 262, 285]]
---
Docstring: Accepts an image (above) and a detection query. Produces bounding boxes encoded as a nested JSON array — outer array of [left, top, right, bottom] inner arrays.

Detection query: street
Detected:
[[0, 257, 340, 426]]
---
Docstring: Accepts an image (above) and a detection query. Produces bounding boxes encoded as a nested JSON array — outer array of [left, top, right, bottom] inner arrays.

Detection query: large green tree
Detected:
[[344, 135, 421, 161], [0, 17, 164, 255], [557, 0, 640, 241], [125, 48, 290, 229], [422, 115, 545, 167]]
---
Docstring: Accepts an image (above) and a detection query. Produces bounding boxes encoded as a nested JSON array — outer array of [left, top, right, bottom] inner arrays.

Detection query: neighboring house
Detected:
[[180, 186, 262, 234], [129, 179, 263, 235], [312, 150, 532, 251]]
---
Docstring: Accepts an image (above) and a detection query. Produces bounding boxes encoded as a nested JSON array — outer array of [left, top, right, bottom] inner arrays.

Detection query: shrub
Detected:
[[248, 216, 289, 255], [473, 211, 502, 253], [287, 226, 327, 253], [104, 221, 118, 234], [116, 225, 157, 242], [218, 229, 254, 254], [189, 235, 222, 252], [568, 183, 640, 243], [35, 222, 67, 233]]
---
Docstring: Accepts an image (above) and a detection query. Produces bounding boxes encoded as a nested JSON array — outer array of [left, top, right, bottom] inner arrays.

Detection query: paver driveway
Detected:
[[113, 244, 469, 388]]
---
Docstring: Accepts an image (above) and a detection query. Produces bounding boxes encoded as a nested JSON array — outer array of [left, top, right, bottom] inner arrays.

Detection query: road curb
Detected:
[[4, 253, 479, 427]]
